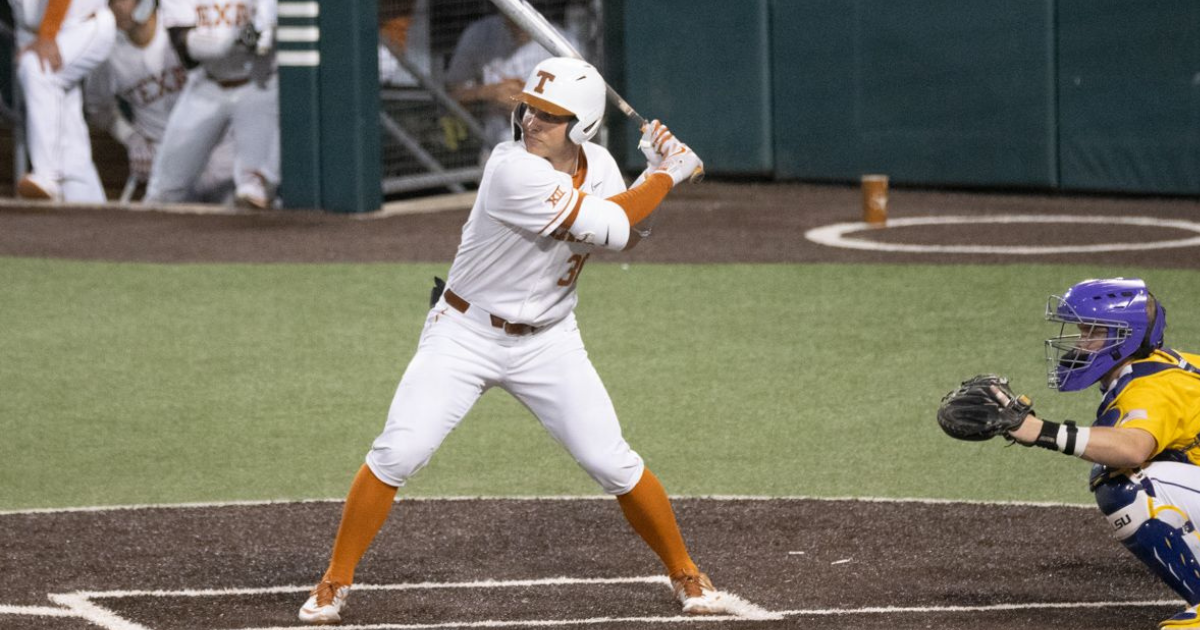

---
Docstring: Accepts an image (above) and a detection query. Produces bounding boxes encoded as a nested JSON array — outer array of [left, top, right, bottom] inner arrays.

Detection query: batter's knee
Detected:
[[364, 441, 437, 488], [576, 446, 645, 496]]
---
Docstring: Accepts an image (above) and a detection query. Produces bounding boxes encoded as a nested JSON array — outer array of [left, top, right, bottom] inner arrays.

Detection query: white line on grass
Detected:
[[0, 494, 1097, 516], [804, 214, 1200, 254]]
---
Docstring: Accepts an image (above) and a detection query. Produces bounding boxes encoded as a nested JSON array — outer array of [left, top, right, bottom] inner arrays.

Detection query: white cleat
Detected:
[[670, 570, 726, 615], [298, 580, 350, 625]]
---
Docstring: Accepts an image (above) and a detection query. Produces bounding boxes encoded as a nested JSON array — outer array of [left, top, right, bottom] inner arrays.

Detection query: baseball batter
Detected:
[[146, 0, 277, 208], [299, 57, 727, 624], [938, 278, 1200, 629], [86, 0, 235, 202], [10, 0, 116, 201]]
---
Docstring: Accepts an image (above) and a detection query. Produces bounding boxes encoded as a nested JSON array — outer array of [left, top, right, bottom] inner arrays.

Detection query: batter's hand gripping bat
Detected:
[[489, 0, 703, 186]]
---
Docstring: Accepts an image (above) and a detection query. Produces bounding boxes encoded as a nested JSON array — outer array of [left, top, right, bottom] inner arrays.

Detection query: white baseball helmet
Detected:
[[518, 57, 606, 144]]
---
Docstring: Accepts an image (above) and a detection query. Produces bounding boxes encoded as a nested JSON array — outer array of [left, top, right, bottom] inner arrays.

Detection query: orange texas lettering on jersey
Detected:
[[195, 2, 251, 28], [123, 66, 189, 107]]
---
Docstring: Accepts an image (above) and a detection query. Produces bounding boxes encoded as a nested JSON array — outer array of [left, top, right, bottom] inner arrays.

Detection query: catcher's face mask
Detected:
[[1043, 277, 1165, 392]]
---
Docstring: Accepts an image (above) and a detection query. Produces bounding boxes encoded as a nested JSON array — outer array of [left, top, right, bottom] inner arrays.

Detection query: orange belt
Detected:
[[444, 289, 539, 336]]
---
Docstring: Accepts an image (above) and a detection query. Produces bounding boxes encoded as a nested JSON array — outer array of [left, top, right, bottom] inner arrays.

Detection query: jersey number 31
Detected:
[[558, 254, 590, 287]]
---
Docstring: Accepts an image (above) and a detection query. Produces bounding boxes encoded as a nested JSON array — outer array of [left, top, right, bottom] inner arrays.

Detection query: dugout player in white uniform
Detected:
[[146, 0, 277, 208], [11, 0, 116, 201], [86, 0, 235, 201], [299, 57, 727, 624]]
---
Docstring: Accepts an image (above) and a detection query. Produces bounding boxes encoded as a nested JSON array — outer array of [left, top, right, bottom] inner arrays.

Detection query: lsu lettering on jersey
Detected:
[[445, 140, 626, 328], [1096, 349, 1200, 464]]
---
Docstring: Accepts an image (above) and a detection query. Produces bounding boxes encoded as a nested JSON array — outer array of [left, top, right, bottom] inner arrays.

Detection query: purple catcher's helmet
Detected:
[[1045, 278, 1166, 392]]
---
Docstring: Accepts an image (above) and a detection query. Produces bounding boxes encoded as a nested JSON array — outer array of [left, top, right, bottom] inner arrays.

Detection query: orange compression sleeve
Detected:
[[606, 172, 673, 226], [37, 0, 72, 41]]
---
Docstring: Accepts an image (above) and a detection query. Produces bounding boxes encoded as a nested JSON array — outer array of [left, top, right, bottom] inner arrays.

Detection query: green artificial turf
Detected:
[[1, 257, 1197, 509]]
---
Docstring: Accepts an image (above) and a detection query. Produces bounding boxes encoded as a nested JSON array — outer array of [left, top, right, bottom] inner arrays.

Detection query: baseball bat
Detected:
[[489, 0, 704, 236], [489, 0, 646, 129]]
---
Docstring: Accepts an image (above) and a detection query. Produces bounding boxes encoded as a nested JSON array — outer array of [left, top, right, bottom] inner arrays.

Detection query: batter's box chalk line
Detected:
[[31, 575, 781, 630], [5, 577, 1186, 629]]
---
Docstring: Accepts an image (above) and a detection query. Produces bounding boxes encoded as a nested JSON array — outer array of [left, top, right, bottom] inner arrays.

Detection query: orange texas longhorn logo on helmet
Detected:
[[533, 70, 556, 94]]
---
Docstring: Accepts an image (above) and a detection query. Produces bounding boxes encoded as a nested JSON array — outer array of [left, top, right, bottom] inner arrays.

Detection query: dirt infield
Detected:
[[3, 183, 1200, 629], [2, 181, 1199, 267], [0, 498, 1180, 629]]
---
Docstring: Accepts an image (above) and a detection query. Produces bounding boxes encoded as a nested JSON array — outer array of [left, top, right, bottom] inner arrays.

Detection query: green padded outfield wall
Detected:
[[1057, 0, 1200, 195], [770, 0, 1057, 187], [618, 0, 774, 176]]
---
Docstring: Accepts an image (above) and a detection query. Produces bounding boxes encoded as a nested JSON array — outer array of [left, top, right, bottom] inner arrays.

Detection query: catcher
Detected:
[[938, 277, 1200, 630]]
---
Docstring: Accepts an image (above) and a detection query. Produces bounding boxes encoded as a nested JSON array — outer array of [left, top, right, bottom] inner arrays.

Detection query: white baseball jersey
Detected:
[[445, 140, 627, 328], [365, 140, 646, 497], [159, 0, 262, 81], [87, 19, 189, 142]]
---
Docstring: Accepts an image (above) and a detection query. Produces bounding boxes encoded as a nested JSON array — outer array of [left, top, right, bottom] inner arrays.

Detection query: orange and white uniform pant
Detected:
[[365, 298, 645, 496]]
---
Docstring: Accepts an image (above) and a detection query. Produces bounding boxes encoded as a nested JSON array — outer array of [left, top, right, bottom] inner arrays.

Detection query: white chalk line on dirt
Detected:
[[0, 603, 79, 616], [10, 577, 1181, 629], [13, 577, 779, 629], [0, 493, 1098, 517], [804, 214, 1200, 254]]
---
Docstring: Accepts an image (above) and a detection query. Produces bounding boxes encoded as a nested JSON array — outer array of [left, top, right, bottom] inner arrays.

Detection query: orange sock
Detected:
[[323, 464, 398, 585], [616, 468, 698, 576]]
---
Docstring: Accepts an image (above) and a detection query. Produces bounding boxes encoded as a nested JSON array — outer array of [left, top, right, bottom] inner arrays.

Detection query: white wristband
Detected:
[[1055, 422, 1090, 457]]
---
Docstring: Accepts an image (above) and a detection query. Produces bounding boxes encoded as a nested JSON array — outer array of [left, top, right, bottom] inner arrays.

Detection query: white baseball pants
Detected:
[[146, 71, 279, 203], [366, 301, 645, 495], [17, 9, 116, 202]]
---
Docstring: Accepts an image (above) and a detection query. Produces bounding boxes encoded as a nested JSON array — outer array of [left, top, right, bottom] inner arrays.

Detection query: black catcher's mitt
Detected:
[[937, 374, 1034, 441]]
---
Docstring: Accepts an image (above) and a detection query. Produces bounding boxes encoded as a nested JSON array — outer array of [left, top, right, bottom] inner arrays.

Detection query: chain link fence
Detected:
[[376, 0, 603, 198]]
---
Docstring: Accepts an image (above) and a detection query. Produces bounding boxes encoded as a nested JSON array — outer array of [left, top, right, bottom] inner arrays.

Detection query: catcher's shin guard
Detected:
[[1096, 473, 1200, 605]]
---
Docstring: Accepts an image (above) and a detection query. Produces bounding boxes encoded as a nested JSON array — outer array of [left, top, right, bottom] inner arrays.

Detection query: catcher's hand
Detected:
[[937, 374, 1034, 441]]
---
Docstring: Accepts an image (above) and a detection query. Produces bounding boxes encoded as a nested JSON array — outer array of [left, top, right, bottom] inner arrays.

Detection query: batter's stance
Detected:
[[938, 278, 1200, 629], [299, 57, 726, 624]]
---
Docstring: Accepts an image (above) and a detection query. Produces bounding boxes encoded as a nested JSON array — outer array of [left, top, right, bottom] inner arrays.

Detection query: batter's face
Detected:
[[109, 0, 138, 31], [521, 105, 574, 159]]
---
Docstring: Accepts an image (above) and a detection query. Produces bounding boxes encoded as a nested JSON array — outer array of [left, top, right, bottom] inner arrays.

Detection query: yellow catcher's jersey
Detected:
[[1098, 349, 1200, 465]]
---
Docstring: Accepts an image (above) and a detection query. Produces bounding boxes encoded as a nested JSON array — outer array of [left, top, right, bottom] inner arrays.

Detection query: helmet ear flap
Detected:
[[567, 117, 599, 145], [511, 102, 528, 141]]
